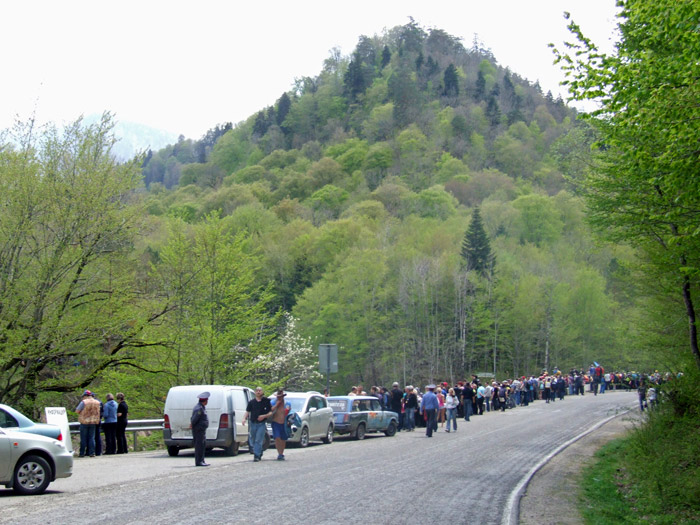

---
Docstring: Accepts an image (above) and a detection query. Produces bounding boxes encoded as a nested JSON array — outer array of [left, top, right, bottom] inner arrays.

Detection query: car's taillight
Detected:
[[219, 413, 229, 429], [343, 414, 349, 423], [57, 431, 63, 441], [164, 414, 170, 429]]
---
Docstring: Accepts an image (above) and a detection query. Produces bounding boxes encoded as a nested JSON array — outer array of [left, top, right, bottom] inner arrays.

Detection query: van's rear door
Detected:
[[229, 388, 249, 442], [166, 386, 222, 441]]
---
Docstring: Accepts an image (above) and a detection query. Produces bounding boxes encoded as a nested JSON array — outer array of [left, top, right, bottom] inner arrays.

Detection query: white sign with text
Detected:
[[45, 407, 73, 453]]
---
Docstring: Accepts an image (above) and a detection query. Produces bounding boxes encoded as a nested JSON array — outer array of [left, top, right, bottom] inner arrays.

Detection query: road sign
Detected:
[[319, 344, 338, 374]]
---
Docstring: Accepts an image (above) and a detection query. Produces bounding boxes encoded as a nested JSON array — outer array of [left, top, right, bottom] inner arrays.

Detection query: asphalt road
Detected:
[[0, 391, 636, 525]]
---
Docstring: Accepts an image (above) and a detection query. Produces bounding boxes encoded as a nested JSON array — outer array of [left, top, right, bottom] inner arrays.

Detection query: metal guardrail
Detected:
[[69, 418, 164, 451]]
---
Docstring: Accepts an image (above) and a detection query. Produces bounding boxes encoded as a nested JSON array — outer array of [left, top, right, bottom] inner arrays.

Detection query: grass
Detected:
[[580, 396, 700, 524]]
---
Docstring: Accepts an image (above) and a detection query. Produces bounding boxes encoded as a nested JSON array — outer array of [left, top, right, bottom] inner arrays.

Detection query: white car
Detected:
[[271, 392, 334, 447], [0, 427, 73, 495]]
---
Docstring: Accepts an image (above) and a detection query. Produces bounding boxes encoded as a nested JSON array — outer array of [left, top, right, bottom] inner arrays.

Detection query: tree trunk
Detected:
[[681, 274, 700, 369]]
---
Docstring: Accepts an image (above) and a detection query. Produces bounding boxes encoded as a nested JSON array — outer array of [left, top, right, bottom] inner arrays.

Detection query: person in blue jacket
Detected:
[[102, 393, 119, 455]]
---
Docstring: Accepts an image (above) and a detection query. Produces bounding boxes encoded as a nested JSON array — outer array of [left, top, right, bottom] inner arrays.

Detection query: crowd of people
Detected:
[[344, 365, 671, 435], [75, 390, 129, 457]]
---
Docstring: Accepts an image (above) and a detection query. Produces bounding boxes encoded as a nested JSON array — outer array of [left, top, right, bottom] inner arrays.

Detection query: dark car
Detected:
[[327, 396, 398, 440], [0, 404, 63, 442]]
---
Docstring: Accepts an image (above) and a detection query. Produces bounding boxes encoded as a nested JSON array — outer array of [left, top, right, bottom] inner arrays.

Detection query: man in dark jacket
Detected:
[[390, 382, 403, 429], [191, 392, 210, 467]]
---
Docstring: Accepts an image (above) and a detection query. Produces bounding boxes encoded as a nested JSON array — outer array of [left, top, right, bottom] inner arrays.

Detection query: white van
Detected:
[[163, 385, 268, 456]]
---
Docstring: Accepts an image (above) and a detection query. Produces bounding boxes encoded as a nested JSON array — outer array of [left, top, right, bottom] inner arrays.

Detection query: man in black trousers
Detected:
[[191, 392, 210, 466]]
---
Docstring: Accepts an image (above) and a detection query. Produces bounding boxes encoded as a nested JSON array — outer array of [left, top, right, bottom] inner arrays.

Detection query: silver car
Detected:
[[0, 427, 73, 495], [271, 392, 334, 448]]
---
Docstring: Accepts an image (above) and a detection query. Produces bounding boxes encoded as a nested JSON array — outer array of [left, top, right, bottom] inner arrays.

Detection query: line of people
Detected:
[[348, 367, 671, 437], [75, 390, 129, 457]]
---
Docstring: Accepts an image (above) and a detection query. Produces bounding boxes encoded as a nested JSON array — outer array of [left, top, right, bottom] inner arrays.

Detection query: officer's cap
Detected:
[[198, 391, 211, 399]]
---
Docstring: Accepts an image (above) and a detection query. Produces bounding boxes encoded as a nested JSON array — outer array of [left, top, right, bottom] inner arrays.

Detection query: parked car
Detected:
[[0, 404, 63, 442], [327, 396, 398, 439], [0, 427, 73, 495], [163, 385, 269, 457], [271, 392, 334, 447]]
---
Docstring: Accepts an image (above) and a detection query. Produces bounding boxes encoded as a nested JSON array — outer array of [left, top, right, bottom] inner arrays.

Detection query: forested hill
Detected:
[[136, 21, 640, 391]]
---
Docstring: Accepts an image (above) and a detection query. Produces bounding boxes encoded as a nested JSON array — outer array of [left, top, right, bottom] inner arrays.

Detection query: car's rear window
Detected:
[[328, 399, 349, 412]]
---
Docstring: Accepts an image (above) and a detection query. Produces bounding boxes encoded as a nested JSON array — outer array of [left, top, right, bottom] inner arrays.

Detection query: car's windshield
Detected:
[[283, 397, 306, 413]]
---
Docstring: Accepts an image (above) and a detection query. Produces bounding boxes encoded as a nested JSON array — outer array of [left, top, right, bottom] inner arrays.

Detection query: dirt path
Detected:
[[519, 410, 642, 525]]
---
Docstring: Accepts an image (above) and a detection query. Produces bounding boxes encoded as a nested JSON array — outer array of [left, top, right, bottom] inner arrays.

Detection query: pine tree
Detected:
[[381, 45, 391, 68], [461, 207, 494, 277], [276, 93, 292, 127], [443, 64, 459, 97]]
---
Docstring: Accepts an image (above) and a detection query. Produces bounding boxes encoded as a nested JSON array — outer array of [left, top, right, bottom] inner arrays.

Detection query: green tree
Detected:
[[461, 207, 494, 277], [443, 64, 459, 97], [0, 115, 166, 409], [553, 0, 700, 367]]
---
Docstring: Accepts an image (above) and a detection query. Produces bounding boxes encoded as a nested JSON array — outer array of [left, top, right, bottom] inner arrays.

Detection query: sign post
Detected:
[[318, 343, 338, 396]]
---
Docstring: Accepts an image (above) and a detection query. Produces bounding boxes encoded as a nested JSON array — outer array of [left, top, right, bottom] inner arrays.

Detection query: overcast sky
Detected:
[[2, 0, 620, 139]]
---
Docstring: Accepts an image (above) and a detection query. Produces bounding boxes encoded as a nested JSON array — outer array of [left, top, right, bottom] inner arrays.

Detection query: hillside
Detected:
[[134, 21, 650, 391]]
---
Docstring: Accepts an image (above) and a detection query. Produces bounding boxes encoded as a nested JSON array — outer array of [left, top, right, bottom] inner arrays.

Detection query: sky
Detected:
[[1, 0, 620, 140]]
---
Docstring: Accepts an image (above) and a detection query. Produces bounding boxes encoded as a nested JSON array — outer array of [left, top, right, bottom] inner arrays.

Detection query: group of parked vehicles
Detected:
[[162, 386, 400, 456], [0, 385, 400, 496]]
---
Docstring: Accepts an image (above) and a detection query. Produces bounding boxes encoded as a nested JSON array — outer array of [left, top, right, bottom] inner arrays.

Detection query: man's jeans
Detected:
[[79, 423, 96, 456], [464, 399, 473, 421], [404, 408, 415, 430], [249, 421, 267, 458]]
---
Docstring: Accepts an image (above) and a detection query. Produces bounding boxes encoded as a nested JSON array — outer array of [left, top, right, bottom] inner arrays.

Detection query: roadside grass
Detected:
[[581, 382, 699, 524]]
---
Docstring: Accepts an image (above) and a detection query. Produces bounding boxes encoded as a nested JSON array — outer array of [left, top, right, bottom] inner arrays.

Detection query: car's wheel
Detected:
[[384, 421, 397, 437], [13, 455, 52, 495], [223, 441, 240, 456], [263, 433, 271, 451], [299, 426, 310, 448], [355, 423, 366, 440], [322, 424, 334, 444], [167, 445, 180, 457]]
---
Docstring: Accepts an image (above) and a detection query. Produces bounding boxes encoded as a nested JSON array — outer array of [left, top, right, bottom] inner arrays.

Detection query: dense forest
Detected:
[[1, 18, 694, 416]]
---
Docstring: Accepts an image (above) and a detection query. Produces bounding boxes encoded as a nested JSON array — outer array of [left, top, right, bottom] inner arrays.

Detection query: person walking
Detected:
[[242, 387, 272, 462], [76, 390, 101, 457], [102, 393, 118, 455], [444, 388, 459, 432], [116, 393, 129, 454], [269, 389, 290, 460], [191, 391, 210, 467], [420, 385, 439, 437]]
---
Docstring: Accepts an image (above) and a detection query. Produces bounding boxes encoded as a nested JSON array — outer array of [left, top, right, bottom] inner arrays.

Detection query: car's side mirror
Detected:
[[308, 407, 317, 413]]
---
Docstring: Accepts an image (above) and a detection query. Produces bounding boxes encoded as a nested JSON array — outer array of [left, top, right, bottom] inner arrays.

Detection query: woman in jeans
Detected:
[[444, 388, 459, 432], [403, 386, 418, 431]]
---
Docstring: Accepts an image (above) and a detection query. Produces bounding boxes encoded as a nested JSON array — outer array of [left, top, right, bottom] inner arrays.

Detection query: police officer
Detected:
[[191, 391, 210, 466]]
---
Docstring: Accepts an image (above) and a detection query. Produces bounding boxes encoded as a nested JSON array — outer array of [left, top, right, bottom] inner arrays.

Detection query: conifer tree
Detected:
[[381, 45, 391, 68], [461, 207, 494, 277], [443, 64, 459, 97]]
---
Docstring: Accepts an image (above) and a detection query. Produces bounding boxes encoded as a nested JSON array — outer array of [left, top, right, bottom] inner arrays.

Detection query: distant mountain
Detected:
[[83, 114, 178, 161]]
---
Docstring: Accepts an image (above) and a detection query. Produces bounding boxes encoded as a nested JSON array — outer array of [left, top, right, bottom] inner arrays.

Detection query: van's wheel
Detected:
[[167, 446, 180, 457], [322, 424, 334, 444], [223, 441, 240, 456], [299, 426, 310, 448], [355, 423, 366, 440], [13, 455, 52, 495], [384, 421, 397, 437]]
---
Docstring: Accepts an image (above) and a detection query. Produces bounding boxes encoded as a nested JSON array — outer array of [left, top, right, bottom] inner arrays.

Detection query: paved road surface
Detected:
[[1, 391, 635, 524]]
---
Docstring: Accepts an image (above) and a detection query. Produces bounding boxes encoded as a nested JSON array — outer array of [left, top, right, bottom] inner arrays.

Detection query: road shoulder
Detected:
[[519, 409, 642, 525]]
